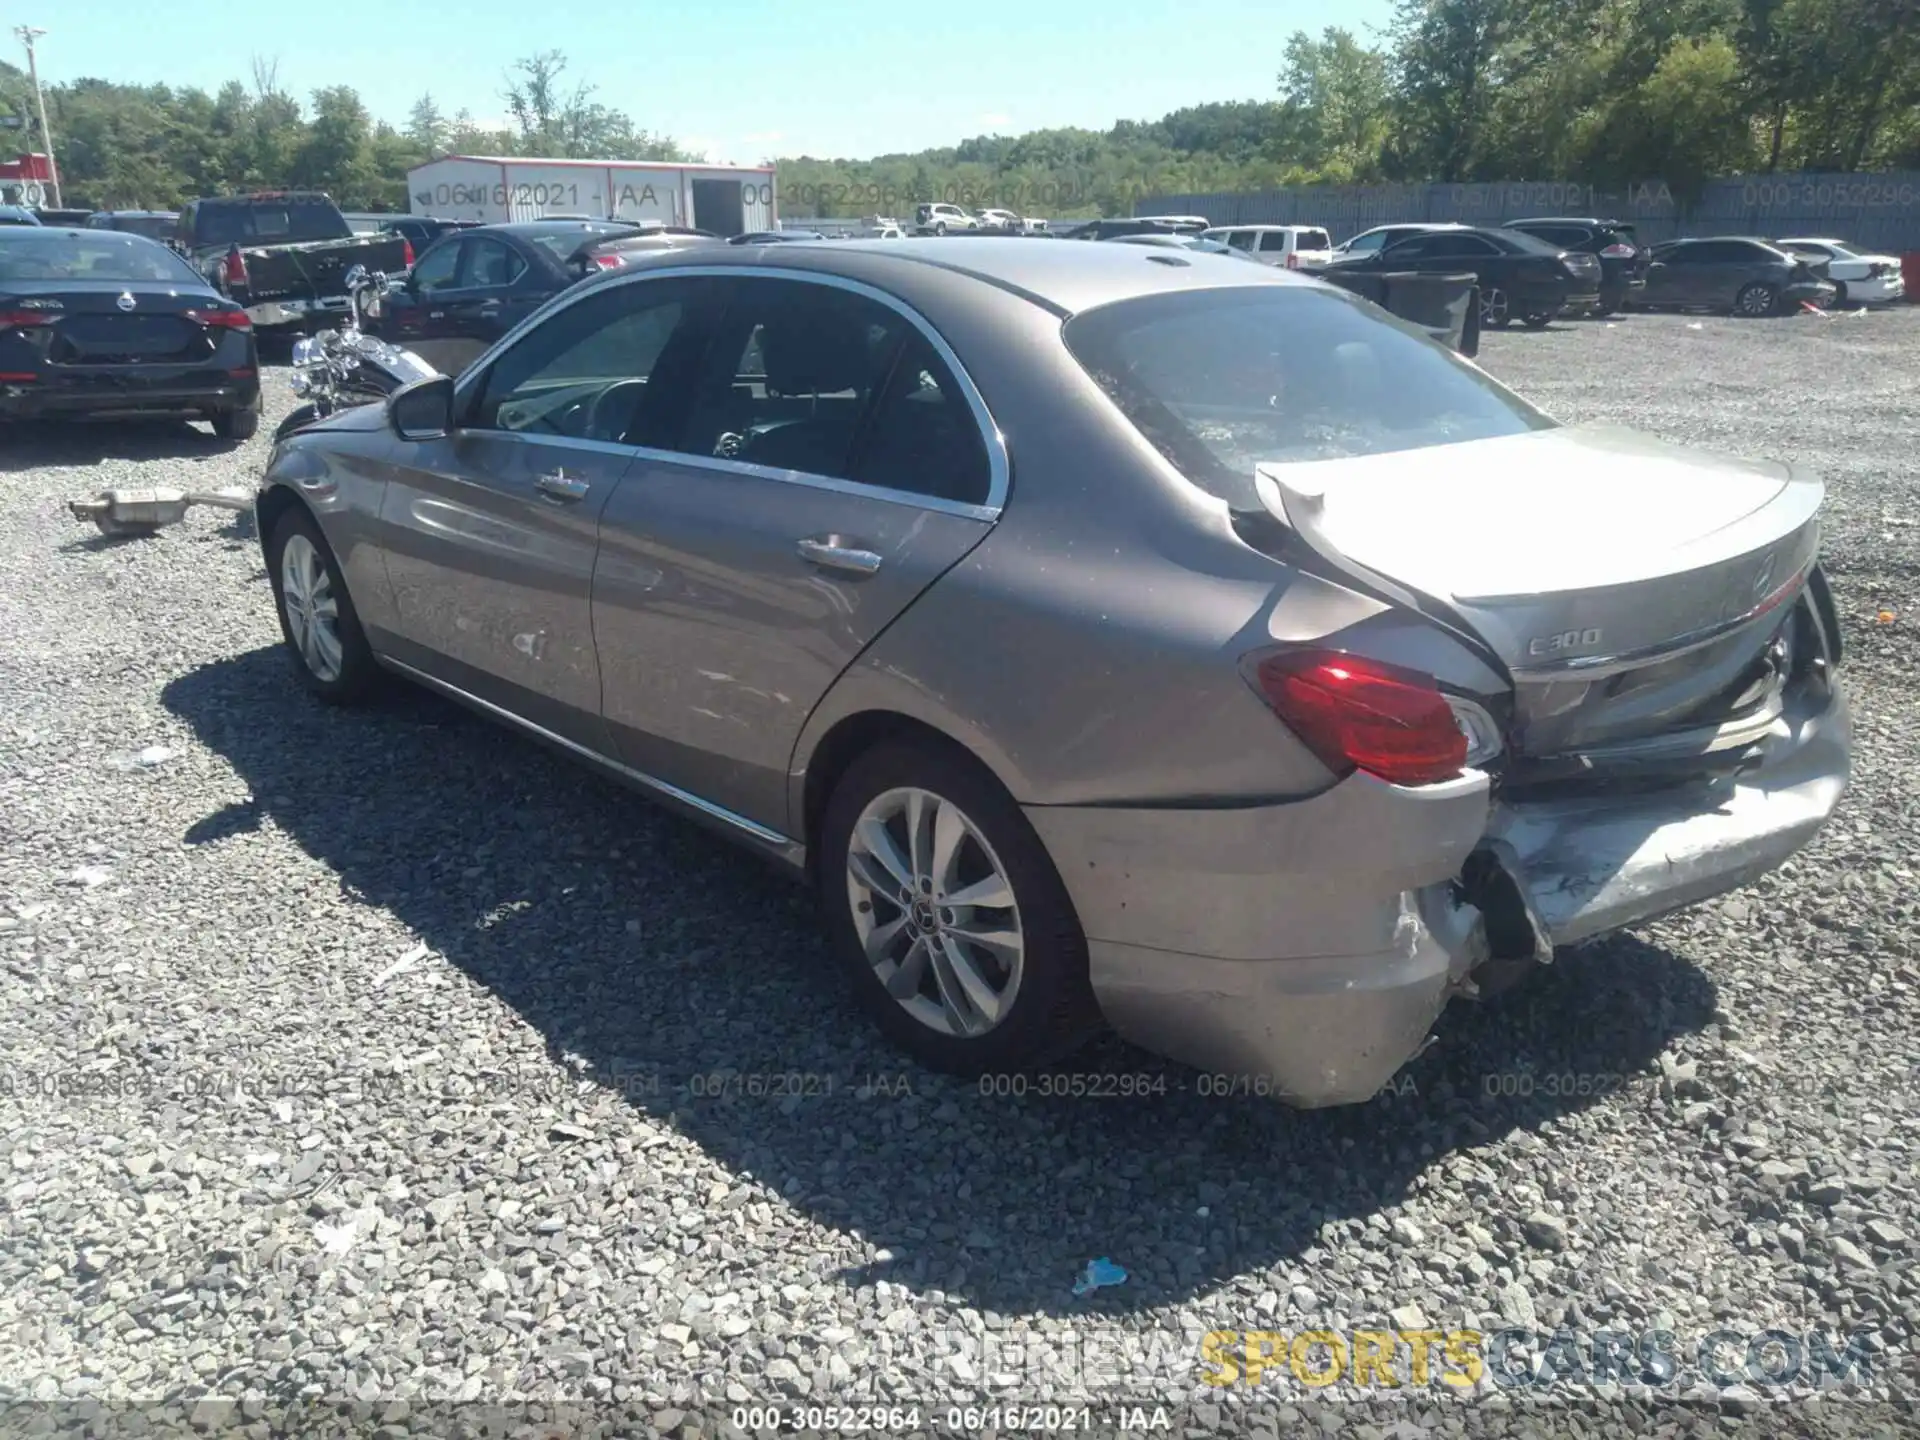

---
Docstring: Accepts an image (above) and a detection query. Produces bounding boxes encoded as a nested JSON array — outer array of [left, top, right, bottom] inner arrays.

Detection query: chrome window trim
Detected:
[[379, 655, 805, 866], [448, 263, 1011, 516]]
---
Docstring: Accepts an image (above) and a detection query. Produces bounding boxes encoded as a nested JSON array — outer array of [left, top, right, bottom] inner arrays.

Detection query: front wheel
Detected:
[[266, 506, 378, 704], [1735, 282, 1781, 317], [818, 739, 1101, 1075]]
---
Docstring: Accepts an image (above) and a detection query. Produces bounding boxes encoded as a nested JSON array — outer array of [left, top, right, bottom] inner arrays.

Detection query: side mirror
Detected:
[[388, 374, 455, 442]]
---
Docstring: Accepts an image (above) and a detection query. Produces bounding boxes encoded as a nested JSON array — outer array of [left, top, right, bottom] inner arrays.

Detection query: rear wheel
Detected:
[[1735, 282, 1780, 317], [266, 506, 378, 704], [933, 221, 948, 236], [1479, 287, 1512, 328], [1830, 280, 1849, 306], [818, 739, 1101, 1075], [212, 405, 260, 440]]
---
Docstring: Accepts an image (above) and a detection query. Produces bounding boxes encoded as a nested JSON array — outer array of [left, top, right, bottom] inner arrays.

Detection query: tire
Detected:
[[1735, 282, 1780, 318], [1479, 286, 1512, 328], [1830, 280, 1848, 306], [1595, 301, 1617, 318], [274, 403, 322, 443], [265, 505, 378, 704], [212, 405, 260, 440], [933, 221, 947, 236], [1522, 312, 1554, 329], [817, 738, 1101, 1075]]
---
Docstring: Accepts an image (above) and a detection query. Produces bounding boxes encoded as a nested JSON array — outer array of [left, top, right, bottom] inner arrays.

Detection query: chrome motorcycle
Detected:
[[275, 265, 439, 442]]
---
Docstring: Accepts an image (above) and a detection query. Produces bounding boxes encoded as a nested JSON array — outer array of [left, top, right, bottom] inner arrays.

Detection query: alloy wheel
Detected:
[[1480, 287, 1510, 326], [1737, 283, 1777, 317], [845, 786, 1024, 1038], [280, 532, 344, 683]]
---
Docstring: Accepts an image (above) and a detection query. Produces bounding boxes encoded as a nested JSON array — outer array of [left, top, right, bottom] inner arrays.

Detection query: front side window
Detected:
[[1343, 230, 1390, 254], [462, 238, 526, 288], [469, 279, 711, 441], [409, 240, 462, 291], [1063, 285, 1555, 510]]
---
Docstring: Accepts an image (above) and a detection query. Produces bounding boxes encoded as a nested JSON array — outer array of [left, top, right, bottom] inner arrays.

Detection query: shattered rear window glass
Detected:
[[1062, 284, 1555, 510]]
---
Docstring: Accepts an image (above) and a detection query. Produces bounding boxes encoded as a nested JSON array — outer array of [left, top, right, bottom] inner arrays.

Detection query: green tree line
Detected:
[[9, 0, 1919, 217]]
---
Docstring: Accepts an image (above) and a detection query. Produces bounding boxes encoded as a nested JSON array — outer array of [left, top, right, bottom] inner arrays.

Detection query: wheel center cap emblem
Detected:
[[911, 899, 937, 932], [116, 292, 137, 312]]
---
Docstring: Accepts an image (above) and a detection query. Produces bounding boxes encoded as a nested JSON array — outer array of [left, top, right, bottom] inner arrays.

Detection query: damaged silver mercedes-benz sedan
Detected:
[[253, 238, 1850, 1106]]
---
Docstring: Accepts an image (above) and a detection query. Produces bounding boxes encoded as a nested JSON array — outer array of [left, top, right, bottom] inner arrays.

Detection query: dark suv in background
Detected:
[[1504, 217, 1648, 314]]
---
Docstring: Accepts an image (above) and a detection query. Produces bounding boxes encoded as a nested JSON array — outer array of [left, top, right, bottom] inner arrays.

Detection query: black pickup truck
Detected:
[[174, 192, 411, 337]]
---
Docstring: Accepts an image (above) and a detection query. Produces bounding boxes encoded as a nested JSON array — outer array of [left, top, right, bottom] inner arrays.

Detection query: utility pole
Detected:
[[14, 26, 59, 209]]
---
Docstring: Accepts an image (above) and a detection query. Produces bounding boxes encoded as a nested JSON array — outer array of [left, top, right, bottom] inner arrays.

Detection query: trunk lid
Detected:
[[6, 282, 226, 365], [1256, 423, 1824, 760]]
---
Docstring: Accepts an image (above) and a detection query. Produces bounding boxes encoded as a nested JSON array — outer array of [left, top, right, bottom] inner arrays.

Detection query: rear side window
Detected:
[[1258, 231, 1289, 253], [1062, 286, 1555, 510]]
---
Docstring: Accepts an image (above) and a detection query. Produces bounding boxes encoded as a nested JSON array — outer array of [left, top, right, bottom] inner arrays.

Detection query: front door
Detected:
[[591, 274, 1002, 833], [376, 275, 718, 749], [428, 234, 548, 376]]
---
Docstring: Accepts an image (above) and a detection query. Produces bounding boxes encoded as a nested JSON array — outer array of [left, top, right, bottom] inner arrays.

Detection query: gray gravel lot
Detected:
[[1, 308, 1917, 1437]]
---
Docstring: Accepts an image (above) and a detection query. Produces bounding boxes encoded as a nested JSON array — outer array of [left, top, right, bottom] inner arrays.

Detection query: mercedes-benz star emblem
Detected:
[[115, 293, 137, 312]]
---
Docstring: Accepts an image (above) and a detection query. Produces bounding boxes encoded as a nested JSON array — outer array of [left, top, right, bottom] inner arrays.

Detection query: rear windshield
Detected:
[[1061, 285, 1554, 509], [193, 200, 350, 246], [1488, 227, 1566, 256], [0, 234, 205, 285], [1296, 229, 1332, 249]]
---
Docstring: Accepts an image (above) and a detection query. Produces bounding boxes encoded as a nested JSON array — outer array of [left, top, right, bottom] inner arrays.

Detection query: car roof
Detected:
[[488, 220, 639, 237], [605, 234, 1315, 315], [1506, 216, 1633, 226], [1206, 223, 1328, 232]]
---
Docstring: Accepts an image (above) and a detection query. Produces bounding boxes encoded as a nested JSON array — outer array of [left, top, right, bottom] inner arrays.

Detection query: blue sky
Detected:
[[29, 0, 1397, 162]]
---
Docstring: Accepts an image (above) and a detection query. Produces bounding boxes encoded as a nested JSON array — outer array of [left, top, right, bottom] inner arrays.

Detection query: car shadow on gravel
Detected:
[[164, 646, 1718, 1318], [0, 418, 241, 473]]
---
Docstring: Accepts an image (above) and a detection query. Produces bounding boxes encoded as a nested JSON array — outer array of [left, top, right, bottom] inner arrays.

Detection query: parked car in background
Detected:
[[1321, 225, 1601, 327], [0, 226, 260, 437], [363, 219, 676, 373], [85, 210, 181, 243], [1775, 237, 1906, 305], [255, 237, 1848, 1106], [1503, 217, 1648, 314], [1061, 217, 1208, 241], [0, 206, 40, 226], [379, 216, 483, 250], [733, 230, 824, 244], [175, 191, 412, 336], [1640, 237, 1836, 317], [914, 203, 981, 235], [1328, 222, 1464, 261], [976, 208, 1023, 231], [33, 208, 94, 228], [1108, 233, 1257, 260], [1203, 224, 1334, 269]]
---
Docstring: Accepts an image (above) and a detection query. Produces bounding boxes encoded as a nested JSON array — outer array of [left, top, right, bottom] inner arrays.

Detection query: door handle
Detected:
[[536, 470, 590, 502], [796, 537, 882, 576]]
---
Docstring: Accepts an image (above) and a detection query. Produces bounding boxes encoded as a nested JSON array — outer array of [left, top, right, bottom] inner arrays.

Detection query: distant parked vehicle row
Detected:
[[1318, 224, 1604, 329], [1202, 224, 1334, 269]]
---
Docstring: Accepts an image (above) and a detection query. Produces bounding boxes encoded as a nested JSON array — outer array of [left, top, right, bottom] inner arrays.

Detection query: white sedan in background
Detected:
[[1777, 237, 1907, 304]]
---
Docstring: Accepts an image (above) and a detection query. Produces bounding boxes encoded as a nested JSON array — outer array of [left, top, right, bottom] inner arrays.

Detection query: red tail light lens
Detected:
[[0, 310, 53, 329], [187, 308, 252, 330], [1244, 649, 1471, 787], [1285, 252, 1299, 269], [402, 237, 416, 267], [591, 253, 623, 270], [1599, 242, 1636, 258]]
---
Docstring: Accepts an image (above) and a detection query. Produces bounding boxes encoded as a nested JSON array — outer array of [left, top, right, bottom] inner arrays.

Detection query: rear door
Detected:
[[592, 272, 1002, 833], [434, 234, 549, 372]]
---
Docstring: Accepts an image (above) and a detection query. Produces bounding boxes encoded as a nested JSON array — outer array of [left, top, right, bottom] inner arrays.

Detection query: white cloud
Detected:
[[977, 113, 1012, 130]]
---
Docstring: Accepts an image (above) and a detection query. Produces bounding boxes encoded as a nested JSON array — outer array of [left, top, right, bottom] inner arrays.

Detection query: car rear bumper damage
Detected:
[[1026, 676, 1848, 1107], [242, 296, 352, 329], [0, 371, 259, 420]]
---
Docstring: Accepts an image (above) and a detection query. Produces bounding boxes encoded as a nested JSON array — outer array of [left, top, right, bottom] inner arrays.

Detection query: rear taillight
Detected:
[[402, 237, 416, 267], [1243, 649, 1492, 787], [1599, 242, 1636, 258], [187, 308, 252, 331], [0, 310, 53, 330], [1285, 252, 1299, 269], [219, 243, 249, 292], [591, 253, 623, 270]]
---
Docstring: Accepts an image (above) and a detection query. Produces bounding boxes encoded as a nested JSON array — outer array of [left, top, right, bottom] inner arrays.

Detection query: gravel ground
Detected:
[[1, 308, 1917, 1439]]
